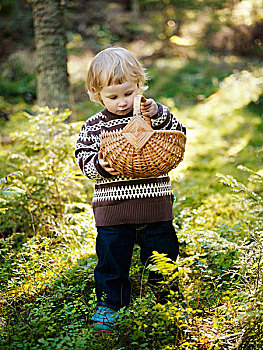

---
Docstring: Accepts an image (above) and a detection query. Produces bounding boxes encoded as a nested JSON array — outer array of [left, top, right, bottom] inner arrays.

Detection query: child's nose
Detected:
[[118, 98, 127, 107]]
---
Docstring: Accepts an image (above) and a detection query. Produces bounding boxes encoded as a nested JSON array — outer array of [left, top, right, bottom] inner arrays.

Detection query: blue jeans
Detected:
[[94, 220, 179, 311]]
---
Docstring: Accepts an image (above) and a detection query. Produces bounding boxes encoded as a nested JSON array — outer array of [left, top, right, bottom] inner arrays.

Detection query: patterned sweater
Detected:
[[75, 103, 186, 226]]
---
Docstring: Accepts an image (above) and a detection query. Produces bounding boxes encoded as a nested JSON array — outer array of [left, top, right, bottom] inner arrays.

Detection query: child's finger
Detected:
[[98, 151, 110, 167], [100, 159, 109, 167], [98, 152, 120, 175], [141, 99, 152, 107], [98, 154, 110, 167], [142, 112, 151, 117], [141, 104, 152, 113], [107, 167, 121, 175], [141, 103, 151, 109], [101, 162, 120, 175]]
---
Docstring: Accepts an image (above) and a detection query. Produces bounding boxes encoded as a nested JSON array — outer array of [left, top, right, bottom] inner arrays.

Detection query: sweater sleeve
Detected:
[[75, 118, 113, 180], [150, 103, 186, 135]]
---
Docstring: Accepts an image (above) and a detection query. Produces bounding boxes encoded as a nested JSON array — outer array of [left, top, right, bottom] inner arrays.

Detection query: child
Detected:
[[75, 47, 186, 333]]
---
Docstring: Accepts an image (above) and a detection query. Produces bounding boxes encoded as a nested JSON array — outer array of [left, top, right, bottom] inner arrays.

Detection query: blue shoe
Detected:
[[91, 306, 119, 333]]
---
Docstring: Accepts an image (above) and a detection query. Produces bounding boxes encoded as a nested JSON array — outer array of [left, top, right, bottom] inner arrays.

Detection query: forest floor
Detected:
[[0, 39, 263, 349]]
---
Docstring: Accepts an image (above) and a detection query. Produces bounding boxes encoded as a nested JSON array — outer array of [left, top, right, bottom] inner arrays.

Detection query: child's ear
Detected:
[[98, 92, 104, 105], [136, 83, 143, 94]]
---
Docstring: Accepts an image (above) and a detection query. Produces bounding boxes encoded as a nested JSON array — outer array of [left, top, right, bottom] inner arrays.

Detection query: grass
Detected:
[[0, 47, 262, 349]]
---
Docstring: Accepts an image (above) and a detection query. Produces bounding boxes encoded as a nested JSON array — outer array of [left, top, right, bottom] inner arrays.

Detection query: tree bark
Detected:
[[32, 0, 70, 111]]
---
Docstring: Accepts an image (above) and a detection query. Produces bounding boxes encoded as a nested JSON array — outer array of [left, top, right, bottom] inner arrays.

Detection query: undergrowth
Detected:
[[0, 52, 262, 349]]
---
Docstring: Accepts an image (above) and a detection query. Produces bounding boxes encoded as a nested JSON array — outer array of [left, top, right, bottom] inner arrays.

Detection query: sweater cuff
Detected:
[[94, 153, 113, 178]]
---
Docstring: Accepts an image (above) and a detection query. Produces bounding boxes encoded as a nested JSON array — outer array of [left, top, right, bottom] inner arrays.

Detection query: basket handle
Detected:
[[133, 95, 151, 126]]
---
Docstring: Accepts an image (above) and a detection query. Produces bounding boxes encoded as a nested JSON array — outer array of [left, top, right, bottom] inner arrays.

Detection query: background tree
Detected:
[[32, 0, 70, 111]]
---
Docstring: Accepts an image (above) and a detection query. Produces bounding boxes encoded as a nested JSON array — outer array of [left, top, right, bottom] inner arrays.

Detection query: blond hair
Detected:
[[86, 47, 147, 103]]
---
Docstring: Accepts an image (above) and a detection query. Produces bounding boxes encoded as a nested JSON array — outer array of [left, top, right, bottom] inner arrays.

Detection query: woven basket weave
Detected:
[[100, 95, 187, 178]]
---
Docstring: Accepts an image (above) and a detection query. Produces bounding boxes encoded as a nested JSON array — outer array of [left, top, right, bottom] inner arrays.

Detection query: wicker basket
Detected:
[[100, 95, 187, 178]]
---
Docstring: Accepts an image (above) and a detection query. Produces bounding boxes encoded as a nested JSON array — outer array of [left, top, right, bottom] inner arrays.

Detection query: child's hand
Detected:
[[141, 98, 158, 118], [98, 151, 120, 176]]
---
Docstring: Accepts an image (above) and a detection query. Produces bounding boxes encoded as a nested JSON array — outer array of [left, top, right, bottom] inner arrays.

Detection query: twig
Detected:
[[36, 257, 69, 280], [216, 331, 243, 340]]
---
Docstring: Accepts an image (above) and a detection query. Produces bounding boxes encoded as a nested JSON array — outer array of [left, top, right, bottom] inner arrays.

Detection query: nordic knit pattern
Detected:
[[75, 103, 186, 226]]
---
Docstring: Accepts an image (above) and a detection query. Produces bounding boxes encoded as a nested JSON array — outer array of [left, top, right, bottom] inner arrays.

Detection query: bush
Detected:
[[0, 107, 96, 328], [0, 107, 93, 237]]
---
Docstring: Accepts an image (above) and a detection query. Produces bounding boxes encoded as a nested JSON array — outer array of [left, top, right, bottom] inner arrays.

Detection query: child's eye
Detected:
[[109, 96, 117, 100], [125, 92, 133, 96]]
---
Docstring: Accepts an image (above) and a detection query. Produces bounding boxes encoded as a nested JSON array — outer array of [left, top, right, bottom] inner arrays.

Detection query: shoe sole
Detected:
[[93, 329, 113, 334], [91, 322, 115, 334]]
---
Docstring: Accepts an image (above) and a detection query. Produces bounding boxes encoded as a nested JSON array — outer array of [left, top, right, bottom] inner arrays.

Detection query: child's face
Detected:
[[99, 81, 138, 115]]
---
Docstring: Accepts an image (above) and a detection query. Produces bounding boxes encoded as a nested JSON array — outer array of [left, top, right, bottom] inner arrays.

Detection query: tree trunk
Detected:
[[32, 0, 70, 111]]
